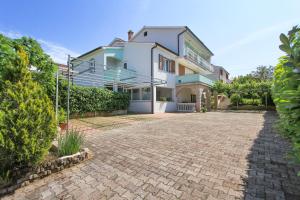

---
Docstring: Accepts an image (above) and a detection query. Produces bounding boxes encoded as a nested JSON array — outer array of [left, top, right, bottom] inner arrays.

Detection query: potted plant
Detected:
[[159, 97, 167, 102], [58, 108, 67, 131]]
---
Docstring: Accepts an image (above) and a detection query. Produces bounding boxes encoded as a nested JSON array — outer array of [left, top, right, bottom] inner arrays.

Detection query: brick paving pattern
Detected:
[[3, 112, 300, 200]]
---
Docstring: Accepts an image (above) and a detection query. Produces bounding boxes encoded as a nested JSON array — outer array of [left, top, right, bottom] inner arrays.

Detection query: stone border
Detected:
[[0, 148, 92, 197]]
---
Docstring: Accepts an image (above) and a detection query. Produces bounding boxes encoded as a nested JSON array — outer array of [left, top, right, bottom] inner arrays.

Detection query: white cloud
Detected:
[[37, 39, 79, 64], [0, 30, 79, 64], [215, 19, 299, 55]]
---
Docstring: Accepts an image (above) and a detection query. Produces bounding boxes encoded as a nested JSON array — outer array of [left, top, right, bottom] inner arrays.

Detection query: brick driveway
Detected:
[[4, 112, 300, 200]]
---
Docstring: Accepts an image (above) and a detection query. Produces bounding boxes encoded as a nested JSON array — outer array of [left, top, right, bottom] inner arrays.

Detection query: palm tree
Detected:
[[251, 65, 274, 80]]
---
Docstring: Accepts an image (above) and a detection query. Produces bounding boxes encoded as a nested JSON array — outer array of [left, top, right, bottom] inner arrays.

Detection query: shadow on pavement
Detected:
[[244, 111, 300, 200]]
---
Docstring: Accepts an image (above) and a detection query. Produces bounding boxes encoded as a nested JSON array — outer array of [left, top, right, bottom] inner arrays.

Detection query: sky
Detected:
[[0, 0, 299, 77]]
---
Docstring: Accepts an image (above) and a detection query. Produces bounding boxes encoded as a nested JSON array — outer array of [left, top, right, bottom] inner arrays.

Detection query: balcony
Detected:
[[184, 46, 213, 72], [176, 74, 214, 86]]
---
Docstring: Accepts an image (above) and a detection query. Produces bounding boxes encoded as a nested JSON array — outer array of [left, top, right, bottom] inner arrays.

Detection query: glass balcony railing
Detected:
[[176, 74, 215, 86], [184, 46, 214, 72]]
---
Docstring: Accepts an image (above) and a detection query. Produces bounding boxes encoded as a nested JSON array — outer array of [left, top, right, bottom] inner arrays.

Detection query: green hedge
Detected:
[[273, 26, 300, 167], [59, 78, 130, 115], [241, 98, 261, 106]]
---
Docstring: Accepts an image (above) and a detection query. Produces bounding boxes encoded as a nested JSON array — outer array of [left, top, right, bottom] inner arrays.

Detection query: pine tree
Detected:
[[0, 46, 57, 173]]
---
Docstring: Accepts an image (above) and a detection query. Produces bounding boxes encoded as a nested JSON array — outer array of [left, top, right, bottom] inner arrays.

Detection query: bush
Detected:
[[273, 26, 300, 167], [58, 129, 84, 156], [0, 47, 57, 176], [230, 93, 241, 106], [58, 108, 66, 124], [241, 98, 261, 106], [58, 78, 130, 115]]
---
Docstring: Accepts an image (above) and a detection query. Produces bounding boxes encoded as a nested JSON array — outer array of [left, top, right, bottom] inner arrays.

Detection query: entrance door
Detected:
[[179, 64, 185, 76]]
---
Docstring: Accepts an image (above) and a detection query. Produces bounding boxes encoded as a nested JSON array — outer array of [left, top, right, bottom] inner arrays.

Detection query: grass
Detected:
[[58, 129, 84, 156]]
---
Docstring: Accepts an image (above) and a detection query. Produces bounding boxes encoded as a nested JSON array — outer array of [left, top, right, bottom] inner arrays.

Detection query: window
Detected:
[[105, 85, 113, 91], [124, 63, 127, 69], [220, 69, 223, 75], [226, 73, 229, 79], [142, 88, 151, 100], [158, 54, 175, 73], [191, 94, 196, 103], [156, 87, 173, 101], [118, 86, 124, 93], [132, 89, 140, 100], [89, 58, 95, 72], [144, 31, 147, 37]]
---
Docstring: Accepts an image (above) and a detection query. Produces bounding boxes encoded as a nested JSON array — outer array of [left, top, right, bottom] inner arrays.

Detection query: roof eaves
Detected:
[[155, 42, 178, 56], [77, 46, 103, 58], [185, 26, 214, 56]]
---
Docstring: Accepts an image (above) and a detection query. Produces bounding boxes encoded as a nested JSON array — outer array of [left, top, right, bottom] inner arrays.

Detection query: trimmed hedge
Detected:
[[59, 78, 130, 115]]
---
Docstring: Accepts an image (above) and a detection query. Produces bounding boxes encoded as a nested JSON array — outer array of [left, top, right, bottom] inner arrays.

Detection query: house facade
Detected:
[[212, 65, 230, 83], [72, 26, 225, 113]]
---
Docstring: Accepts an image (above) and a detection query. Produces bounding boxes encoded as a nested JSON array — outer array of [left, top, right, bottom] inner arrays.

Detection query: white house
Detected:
[[71, 26, 223, 113]]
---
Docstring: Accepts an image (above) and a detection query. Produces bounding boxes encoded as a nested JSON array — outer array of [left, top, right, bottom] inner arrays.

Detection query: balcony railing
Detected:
[[184, 46, 213, 72], [177, 103, 196, 112], [176, 74, 214, 86]]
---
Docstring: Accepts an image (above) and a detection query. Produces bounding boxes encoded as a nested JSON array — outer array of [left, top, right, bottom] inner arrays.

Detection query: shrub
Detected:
[[242, 98, 261, 106], [273, 26, 300, 167], [58, 129, 84, 156], [58, 78, 130, 115], [0, 47, 57, 176], [201, 106, 207, 113], [230, 93, 241, 106], [58, 108, 66, 124]]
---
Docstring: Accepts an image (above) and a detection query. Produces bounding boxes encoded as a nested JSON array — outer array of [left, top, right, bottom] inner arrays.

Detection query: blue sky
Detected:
[[0, 0, 299, 77]]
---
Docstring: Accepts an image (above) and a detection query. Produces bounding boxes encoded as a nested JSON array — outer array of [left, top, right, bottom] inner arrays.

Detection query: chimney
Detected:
[[128, 30, 134, 41]]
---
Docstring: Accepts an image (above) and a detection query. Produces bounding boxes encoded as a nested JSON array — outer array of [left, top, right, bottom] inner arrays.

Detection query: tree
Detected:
[[0, 35, 57, 99], [251, 65, 274, 81], [0, 45, 57, 176]]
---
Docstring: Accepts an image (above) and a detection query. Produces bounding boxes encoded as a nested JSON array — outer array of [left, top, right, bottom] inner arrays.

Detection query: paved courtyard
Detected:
[[3, 112, 300, 200]]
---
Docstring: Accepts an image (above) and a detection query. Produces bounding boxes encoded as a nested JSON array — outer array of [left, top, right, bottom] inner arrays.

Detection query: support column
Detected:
[[206, 90, 211, 111], [196, 88, 203, 112], [213, 91, 218, 110], [113, 83, 118, 92]]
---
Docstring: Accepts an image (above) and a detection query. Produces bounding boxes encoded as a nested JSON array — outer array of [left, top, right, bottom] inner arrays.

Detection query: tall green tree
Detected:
[[251, 65, 274, 81], [0, 42, 57, 177], [0, 35, 57, 99]]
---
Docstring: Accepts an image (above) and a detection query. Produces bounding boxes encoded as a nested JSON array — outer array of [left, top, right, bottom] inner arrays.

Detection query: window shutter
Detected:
[[170, 60, 175, 73], [159, 55, 163, 70]]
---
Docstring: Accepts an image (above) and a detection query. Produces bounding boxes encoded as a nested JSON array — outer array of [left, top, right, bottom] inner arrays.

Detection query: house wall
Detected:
[[152, 47, 178, 113], [129, 100, 152, 113], [124, 42, 178, 113], [72, 50, 105, 87], [131, 28, 184, 54], [154, 101, 177, 113], [123, 42, 152, 76]]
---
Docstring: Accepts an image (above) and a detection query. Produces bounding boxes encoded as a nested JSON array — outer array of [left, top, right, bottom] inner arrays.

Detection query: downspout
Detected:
[[151, 44, 158, 114], [177, 27, 187, 55]]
